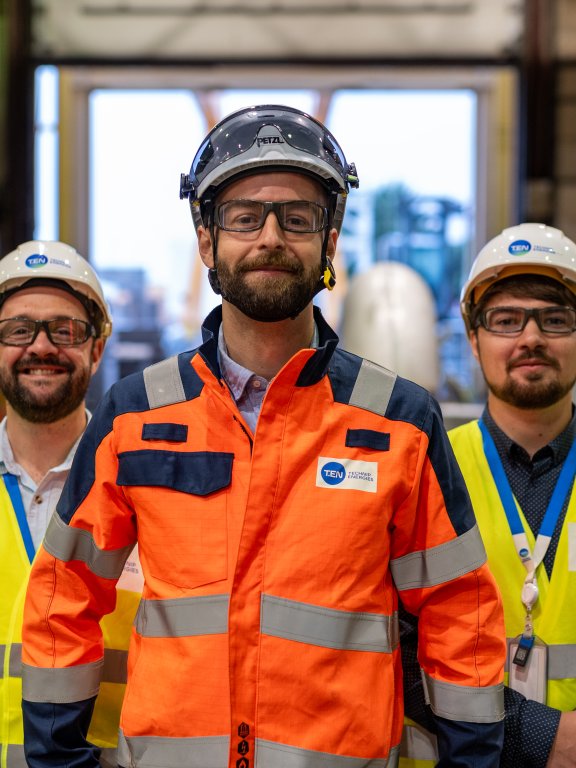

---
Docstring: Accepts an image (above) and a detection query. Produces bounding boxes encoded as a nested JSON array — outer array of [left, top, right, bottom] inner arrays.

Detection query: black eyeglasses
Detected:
[[0, 317, 96, 347], [215, 199, 328, 233], [477, 306, 576, 335]]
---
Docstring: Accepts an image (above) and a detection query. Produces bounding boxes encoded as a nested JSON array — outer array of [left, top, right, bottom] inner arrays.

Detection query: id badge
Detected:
[[508, 636, 548, 704]]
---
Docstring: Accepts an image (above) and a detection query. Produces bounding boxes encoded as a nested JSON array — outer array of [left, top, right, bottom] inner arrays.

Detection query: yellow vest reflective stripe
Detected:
[[0, 480, 140, 766], [449, 421, 576, 711], [399, 718, 438, 767]]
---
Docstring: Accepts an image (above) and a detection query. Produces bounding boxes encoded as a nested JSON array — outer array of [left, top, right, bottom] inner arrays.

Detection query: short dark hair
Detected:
[[470, 274, 576, 330]]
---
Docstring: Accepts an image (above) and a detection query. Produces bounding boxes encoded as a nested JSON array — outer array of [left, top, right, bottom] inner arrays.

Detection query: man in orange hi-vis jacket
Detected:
[[22, 105, 505, 768]]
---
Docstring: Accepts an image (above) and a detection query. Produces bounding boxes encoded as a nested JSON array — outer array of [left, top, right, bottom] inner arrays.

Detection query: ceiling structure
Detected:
[[31, 0, 524, 60]]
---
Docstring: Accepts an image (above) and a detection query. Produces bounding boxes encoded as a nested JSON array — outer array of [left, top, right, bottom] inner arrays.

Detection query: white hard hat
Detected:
[[461, 223, 576, 332], [0, 240, 112, 339]]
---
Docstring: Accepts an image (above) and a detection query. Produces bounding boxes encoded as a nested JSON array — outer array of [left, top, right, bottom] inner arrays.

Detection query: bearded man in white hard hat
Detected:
[[0, 241, 139, 768], [401, 223, 576, 768]]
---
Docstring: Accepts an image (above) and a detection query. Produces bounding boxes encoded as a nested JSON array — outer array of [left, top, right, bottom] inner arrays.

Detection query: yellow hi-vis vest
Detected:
[[399, 418, 576, 766], [0, 479, 141, 768], [449, 420, 576, 711]]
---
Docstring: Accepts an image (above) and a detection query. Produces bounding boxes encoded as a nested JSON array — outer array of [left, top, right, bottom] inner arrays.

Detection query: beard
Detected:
[[485, 352, 576, 409], [214, 250, 321, 322], [0, 354, 92, 423]]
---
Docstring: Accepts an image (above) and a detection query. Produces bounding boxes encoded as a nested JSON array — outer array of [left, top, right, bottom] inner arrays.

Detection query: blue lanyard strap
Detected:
[[3, 472, 35, 563], [478, 418, 576, 550]]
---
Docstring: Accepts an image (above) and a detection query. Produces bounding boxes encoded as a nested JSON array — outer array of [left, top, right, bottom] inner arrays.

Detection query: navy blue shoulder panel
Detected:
[[57, 349, 203, 525], [327, 347, 365, 404], [385, 374, 433, 430], [388, 376, 476, 537], [329, 353, 475, 537], [329, 349, 430, 425]]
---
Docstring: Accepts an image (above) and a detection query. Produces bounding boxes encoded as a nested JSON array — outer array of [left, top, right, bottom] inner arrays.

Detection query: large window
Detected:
[[35, 66, 518, 410]]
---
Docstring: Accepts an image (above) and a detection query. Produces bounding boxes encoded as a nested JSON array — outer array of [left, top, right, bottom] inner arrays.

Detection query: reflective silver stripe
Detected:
[[134, 594, 229, 637], [505, 638, 576, 679], [1, 644, 124, 683], [256, 739, 400, 768], [102, 647, 128, 684], [348, 359, 397, 416], [390, 524, 487, 590], [423, 671, 504, 723], [6, 744, 28, 768], [400, 723, 438, 761], [261, 594, 398, 653], [117, 730, 228, 768], [99, 747, 120, 768], [43, 512, 133, 580], [9, 643, 21, 677], [0, 643, 22, 677], [22, 658, 104, 703], [143, 356, 186, 409]]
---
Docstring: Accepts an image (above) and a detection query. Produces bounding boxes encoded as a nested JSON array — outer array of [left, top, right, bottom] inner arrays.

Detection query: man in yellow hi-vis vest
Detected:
[[402, 223, 576, 768], [0, 240, 140, 768]]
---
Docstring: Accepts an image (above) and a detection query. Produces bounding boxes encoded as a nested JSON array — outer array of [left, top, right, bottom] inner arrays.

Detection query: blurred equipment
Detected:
[[341, 261, 440, 393]]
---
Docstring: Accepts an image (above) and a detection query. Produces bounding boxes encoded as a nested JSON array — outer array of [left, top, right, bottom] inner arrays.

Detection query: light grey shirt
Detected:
[[217, 323, 319, 433], [0, 412, 89, 550]]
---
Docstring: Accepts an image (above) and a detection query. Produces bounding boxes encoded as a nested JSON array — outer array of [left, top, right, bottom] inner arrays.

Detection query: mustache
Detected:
[[15, 355, 75, 373], [508, 350, 559, 370], [238, 252, 303, 274]]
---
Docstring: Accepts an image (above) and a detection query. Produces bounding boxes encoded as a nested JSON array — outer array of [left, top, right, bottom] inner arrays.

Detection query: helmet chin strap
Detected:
[[207, 268, 222, 295], [207, 220, 223, 295]]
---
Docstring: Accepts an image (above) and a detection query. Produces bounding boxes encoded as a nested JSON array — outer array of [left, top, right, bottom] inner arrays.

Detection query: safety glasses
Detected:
[[215, 199, 328, 233], [477, 306, 576, 335], [0, 317, 96, 347]]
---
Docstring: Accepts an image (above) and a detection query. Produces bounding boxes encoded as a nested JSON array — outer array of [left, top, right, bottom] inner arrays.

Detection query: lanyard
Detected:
[[478, 419, 576, 621], [3, 472, 35, 563]]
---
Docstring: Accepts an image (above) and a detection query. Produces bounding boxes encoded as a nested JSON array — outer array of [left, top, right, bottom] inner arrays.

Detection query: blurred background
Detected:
[[0, 0, 573, 425]]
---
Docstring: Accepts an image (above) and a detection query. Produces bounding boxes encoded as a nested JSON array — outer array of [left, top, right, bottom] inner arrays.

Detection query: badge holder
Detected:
[[508, 582, 548, 704]]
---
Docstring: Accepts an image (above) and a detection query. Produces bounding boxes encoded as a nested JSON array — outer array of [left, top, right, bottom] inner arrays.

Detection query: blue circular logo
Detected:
[[508, 239, 531, 256], [25, 254, 48, 268], [321, 461, 346, 485], [519, 548, 529, 558]]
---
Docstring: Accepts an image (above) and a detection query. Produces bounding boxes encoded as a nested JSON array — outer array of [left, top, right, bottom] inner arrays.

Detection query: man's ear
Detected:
[[90, 337, 105, 374], [326, 227, 338, 260], [197, 226, 215, 269], [469, 330, 480, 363]]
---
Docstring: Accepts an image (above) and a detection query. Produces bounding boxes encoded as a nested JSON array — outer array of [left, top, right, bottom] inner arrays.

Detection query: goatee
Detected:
[[216, 251, 321, 322]]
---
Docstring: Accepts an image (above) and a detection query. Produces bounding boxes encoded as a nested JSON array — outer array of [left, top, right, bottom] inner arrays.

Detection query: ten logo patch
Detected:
[[25, 253, 48, 268], [316, 457, 377, 493]]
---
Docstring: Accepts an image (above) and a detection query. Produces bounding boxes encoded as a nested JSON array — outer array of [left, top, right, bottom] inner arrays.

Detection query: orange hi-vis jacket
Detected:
[[22, 307, 505, 768]]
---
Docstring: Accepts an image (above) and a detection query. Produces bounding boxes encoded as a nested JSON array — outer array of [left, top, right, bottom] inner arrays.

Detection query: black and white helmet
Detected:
[[180, 104, 359, 234]]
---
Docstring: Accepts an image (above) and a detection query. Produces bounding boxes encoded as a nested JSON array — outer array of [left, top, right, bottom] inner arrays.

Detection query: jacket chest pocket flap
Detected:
[[117, 449, 234, 588]]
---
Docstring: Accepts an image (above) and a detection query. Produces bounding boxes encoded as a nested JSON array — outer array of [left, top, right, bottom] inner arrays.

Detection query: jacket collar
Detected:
[[198, 304, 339, 387]]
